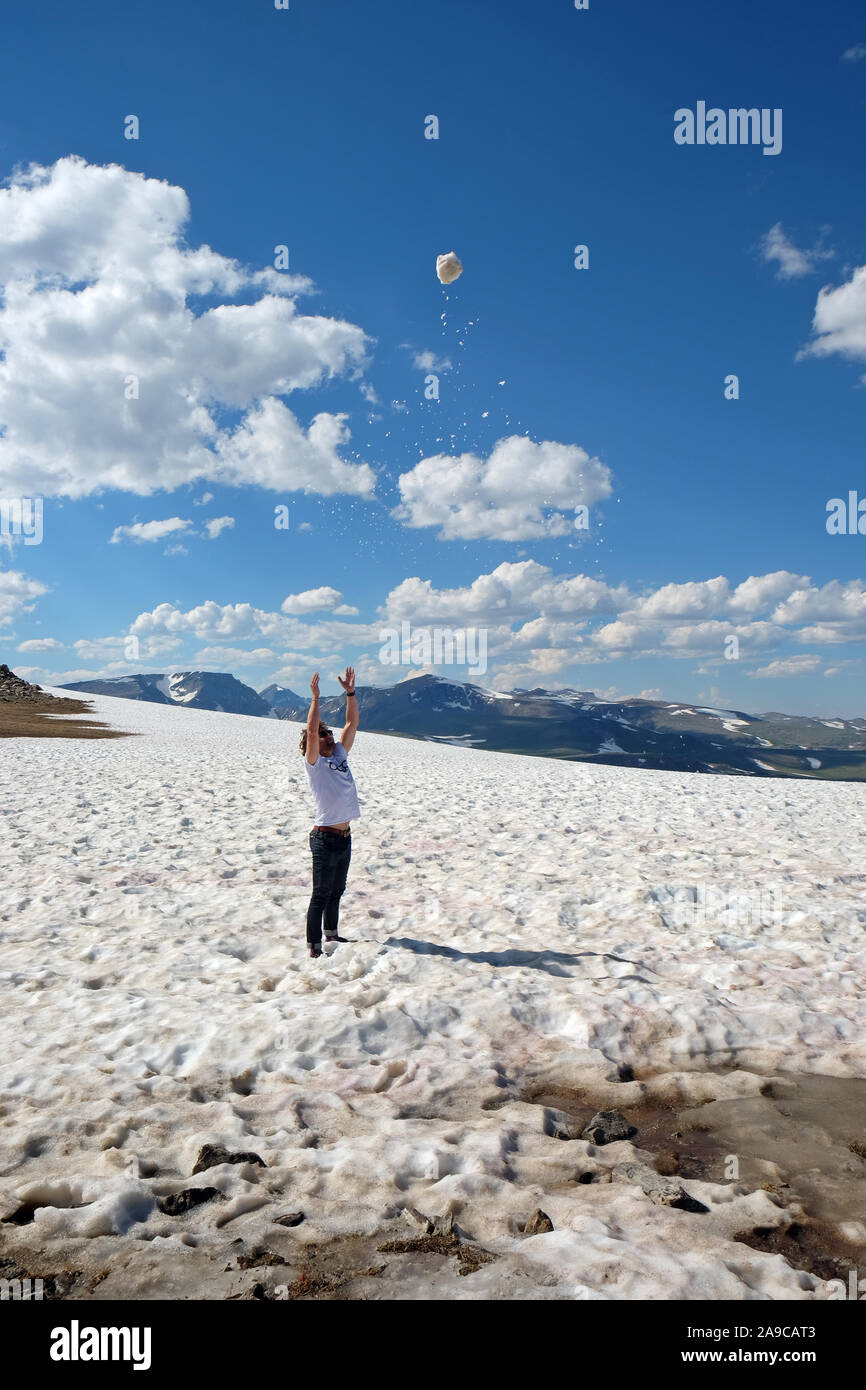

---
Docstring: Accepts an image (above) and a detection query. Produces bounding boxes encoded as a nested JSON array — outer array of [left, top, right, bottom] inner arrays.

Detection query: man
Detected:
[[300, 667, 360, 959]]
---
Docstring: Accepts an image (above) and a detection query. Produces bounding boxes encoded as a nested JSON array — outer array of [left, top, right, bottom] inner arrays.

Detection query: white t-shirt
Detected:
[[304, 741, 360, 826]]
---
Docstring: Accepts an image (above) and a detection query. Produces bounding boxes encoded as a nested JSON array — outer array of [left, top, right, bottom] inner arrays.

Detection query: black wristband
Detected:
[[346, 690, 356, 697]]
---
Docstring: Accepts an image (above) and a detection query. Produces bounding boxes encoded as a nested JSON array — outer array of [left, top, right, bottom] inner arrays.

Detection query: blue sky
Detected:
[[2, 0, 866, 714]]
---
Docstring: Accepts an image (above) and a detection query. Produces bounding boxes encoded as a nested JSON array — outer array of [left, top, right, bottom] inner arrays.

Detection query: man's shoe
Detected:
[[309, 945, 322, 958], [325, 934, 349, 943]]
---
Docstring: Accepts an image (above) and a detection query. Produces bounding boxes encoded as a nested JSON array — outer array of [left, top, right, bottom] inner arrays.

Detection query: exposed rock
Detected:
[[192, 1143, 266, 1175], [612, 1161, 709, 1213], [576, 1168, 610, 1184], [524, 1208, 554, 1234], [581, 1110, 637, 1145], [157, 1187, 224, 1215], [273, 1211, 305, 1228], [399, 1206, 454, 1236], [226, 1281, 269, 1300], [0, 664, 45, 702], [402, 1206, 434, 1234], [543, 1106, 582, 1141]]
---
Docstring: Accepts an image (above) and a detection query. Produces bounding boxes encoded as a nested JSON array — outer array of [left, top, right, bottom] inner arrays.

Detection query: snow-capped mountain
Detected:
[[272, 673, 866, 780], [51, 668, 866, 779], [259, 683, 305, 711], [61, 671, 270, 717]]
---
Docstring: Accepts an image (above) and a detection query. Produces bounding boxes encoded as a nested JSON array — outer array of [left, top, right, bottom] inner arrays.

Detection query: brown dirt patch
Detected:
[[526, 1082, 730, 1182], [732, 1220, 862, 1285], [0, 697, 132, 739], [524, 1071, 866, 1283], [377, 1232, 459, 1256]]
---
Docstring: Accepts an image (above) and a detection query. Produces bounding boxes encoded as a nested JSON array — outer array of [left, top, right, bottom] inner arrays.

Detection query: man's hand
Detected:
[[337, 667, 355, 694], [310, 672, 320, 697]]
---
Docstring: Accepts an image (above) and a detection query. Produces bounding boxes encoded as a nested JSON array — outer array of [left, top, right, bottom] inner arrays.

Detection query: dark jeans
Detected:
[[306, 829, 352, 945]]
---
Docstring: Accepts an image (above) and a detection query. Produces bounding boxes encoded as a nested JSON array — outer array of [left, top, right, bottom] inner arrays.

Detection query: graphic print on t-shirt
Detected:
[[303, 741, 360, 826]]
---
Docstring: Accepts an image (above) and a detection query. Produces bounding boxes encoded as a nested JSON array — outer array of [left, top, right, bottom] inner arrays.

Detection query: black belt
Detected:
[[313, 825, 351, 837]]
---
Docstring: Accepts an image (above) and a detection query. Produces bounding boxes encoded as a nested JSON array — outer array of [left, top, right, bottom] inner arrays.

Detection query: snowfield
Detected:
[[1, 692, 865, 1301]]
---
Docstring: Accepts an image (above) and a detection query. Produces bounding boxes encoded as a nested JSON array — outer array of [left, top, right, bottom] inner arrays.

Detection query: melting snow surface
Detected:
[[2, 690, 865, 1301]]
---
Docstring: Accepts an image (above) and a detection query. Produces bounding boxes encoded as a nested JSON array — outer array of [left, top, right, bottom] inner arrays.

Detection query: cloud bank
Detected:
[[0, 157, 375, 499]]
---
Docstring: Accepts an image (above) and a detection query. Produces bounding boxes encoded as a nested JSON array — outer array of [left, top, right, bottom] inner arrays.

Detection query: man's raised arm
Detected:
[[338, 666, 358, 753], [305, 672, 321, 765]]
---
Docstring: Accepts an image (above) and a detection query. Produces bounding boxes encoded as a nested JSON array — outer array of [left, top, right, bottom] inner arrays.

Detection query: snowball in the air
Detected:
[[436, 252, 463, 284]]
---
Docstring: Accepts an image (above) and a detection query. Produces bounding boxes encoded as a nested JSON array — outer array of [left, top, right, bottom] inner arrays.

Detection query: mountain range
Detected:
[[52, 668, 866, 780], [60, 670, 272, 717]]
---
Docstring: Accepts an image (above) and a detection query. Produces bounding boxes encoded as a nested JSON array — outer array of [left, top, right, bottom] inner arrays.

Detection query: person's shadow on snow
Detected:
[[383, 936, 656, 981]]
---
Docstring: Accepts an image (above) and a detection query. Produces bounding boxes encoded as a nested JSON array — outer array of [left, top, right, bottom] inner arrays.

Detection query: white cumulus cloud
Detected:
[[0, 156, 374, 500], [393, 435, 613, 541], [110, 517, 193, 544], [748, 655, 822, 678], [799, 264, 866, 369], [410, 349, 452, 372], [17, 636, 63, 652], [0, 567, 49, 627], [192, 646, 276, 666], [281, 586, 358, 616], [760, 223, 834, 280]]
